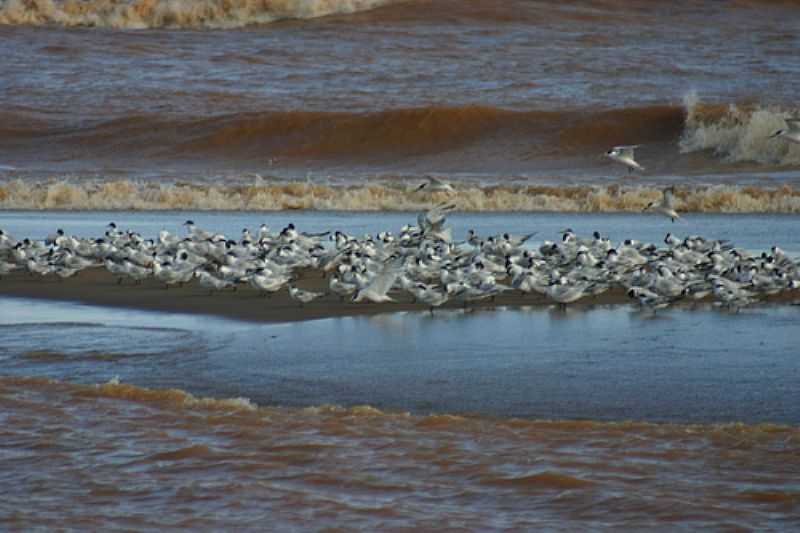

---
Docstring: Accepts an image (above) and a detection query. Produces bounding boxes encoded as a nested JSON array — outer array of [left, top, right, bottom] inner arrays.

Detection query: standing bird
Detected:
[[768, 118, 800, 144], [606, 145, 645, 173], [643, 186, 680, 223], [287, 285, 324, 307]]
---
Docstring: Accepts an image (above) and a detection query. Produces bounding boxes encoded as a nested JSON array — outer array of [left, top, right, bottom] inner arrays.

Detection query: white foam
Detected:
[[2, 178, 799, 212], [680, 95, 800, 166], [0, 0, 396, 29]]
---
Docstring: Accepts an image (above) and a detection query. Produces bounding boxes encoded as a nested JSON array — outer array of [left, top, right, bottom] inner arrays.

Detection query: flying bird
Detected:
[[643, 186, 681, 222], [768, 118, 800, 144], [415, 175, 455, 194], [606, 145, 645, 173]]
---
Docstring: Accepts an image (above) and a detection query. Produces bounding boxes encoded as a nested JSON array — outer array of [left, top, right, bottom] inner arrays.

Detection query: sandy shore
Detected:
[[2, 268, 800, 323], [0, 267, 651, 322]]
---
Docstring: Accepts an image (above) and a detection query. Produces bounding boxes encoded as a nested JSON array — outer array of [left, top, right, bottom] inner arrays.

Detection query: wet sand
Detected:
[[2, 267, 798, 323]]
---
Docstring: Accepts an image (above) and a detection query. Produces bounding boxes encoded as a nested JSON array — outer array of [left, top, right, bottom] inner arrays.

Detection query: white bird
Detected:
[[415, 175, 455, 194], [120, 260, 151, 284], [544, 278, 594, 306], [418, 202, 456, 242], [0, 229, 18, 250], [153, 261, 193, 288], [183, 220, 217, 241], [249, 270, 290, 296], [0, 259, 19, 276], [627, 286, 679, 311], [352, 257, 404, 303], [328, 276, 358, 301], [413, 284, 454, 312], [606, 145, 645, 173], [195, 270, 234, 293], [288, 285, 324, 307], [768, 118, 800, 144], [643, 186, 680, 222]]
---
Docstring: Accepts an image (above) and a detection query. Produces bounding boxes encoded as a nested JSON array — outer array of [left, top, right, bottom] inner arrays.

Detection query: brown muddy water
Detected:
[[2, 0, 800, 209], [1, 293, 799, 530]]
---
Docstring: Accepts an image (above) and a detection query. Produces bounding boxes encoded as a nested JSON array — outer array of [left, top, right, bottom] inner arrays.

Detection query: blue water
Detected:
[[1, 296, 798, 424], [2, 210, 799, 424], [2, 210, 800, 254]]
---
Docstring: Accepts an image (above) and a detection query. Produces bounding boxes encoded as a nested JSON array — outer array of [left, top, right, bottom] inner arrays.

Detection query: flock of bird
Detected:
[[1, 204, 798, 313]]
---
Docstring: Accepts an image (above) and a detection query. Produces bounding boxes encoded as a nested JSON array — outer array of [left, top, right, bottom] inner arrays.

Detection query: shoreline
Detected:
[[2, 268, 798, 323]]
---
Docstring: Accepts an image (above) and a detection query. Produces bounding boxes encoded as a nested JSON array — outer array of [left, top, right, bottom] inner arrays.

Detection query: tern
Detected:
[[643, 186, 680, 222], [288, 285, 324, 307], [545, 278, 594, 306], [768, 118, 800, 144], [352, 257, 404, 303], [415, 175, 455, 194], [195, 270, 234, 294], [412, 284, 455, 312], [606, 145, 645, 173]]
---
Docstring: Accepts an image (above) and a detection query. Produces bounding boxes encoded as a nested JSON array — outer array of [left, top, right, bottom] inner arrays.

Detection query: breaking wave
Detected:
[[1, 0, 793, 29], [2, 100, 798, 185], [0, 104, 685, 163], [680, 92, 800, 166], [2, 178, 799, 212], [0, 0, 397, 29]]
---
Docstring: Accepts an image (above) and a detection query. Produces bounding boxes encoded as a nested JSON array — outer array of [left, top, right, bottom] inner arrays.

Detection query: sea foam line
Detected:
[[0, 0, 397, 29], [1, 178, 800, 212]]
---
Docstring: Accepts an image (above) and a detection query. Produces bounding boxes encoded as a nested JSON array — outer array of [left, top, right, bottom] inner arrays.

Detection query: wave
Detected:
[[1, 0, 793, 29], [3, 374, 797, 530], [79, 376, 259, 411], [2, 177, 799, 212], [3, 375, 797, 438], [0, 0, 398, 29], [680, 93, 800, 166], [0, 104, 685, 163], [3, 100, 799, 180]]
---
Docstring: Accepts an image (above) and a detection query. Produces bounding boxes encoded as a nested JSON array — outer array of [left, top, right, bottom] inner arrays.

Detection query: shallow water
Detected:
[[2, 209, 800, 255], [3, 207, 800, 528], [1, 297, 800, 530], [3, 1, 800, 523], [2, 297, 799, 424]]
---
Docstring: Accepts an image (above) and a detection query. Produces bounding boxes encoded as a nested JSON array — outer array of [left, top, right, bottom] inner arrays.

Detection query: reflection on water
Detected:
[[1, 297, 798, 424]]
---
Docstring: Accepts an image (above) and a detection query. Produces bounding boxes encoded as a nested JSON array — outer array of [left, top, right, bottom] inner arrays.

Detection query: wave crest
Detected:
[[680, 94, 800, 165], [78, 377, 258, 411], [0, 0, 396, 29], [2, 178, 799, 212], [0, 104, 685, 167]]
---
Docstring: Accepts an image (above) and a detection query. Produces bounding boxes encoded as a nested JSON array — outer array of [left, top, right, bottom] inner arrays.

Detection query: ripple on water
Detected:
[[0, 377, 798, 530]]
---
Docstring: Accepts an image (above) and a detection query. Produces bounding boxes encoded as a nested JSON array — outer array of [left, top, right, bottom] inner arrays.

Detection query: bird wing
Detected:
[[786, 118, 800, 131], [423, 202, 456, 230], [617, 145, 640, 158], [365, 258, 404, 297], [417, 211, 431, 232], [517, 231, 538, 244], [663, 186, 676, 208]]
